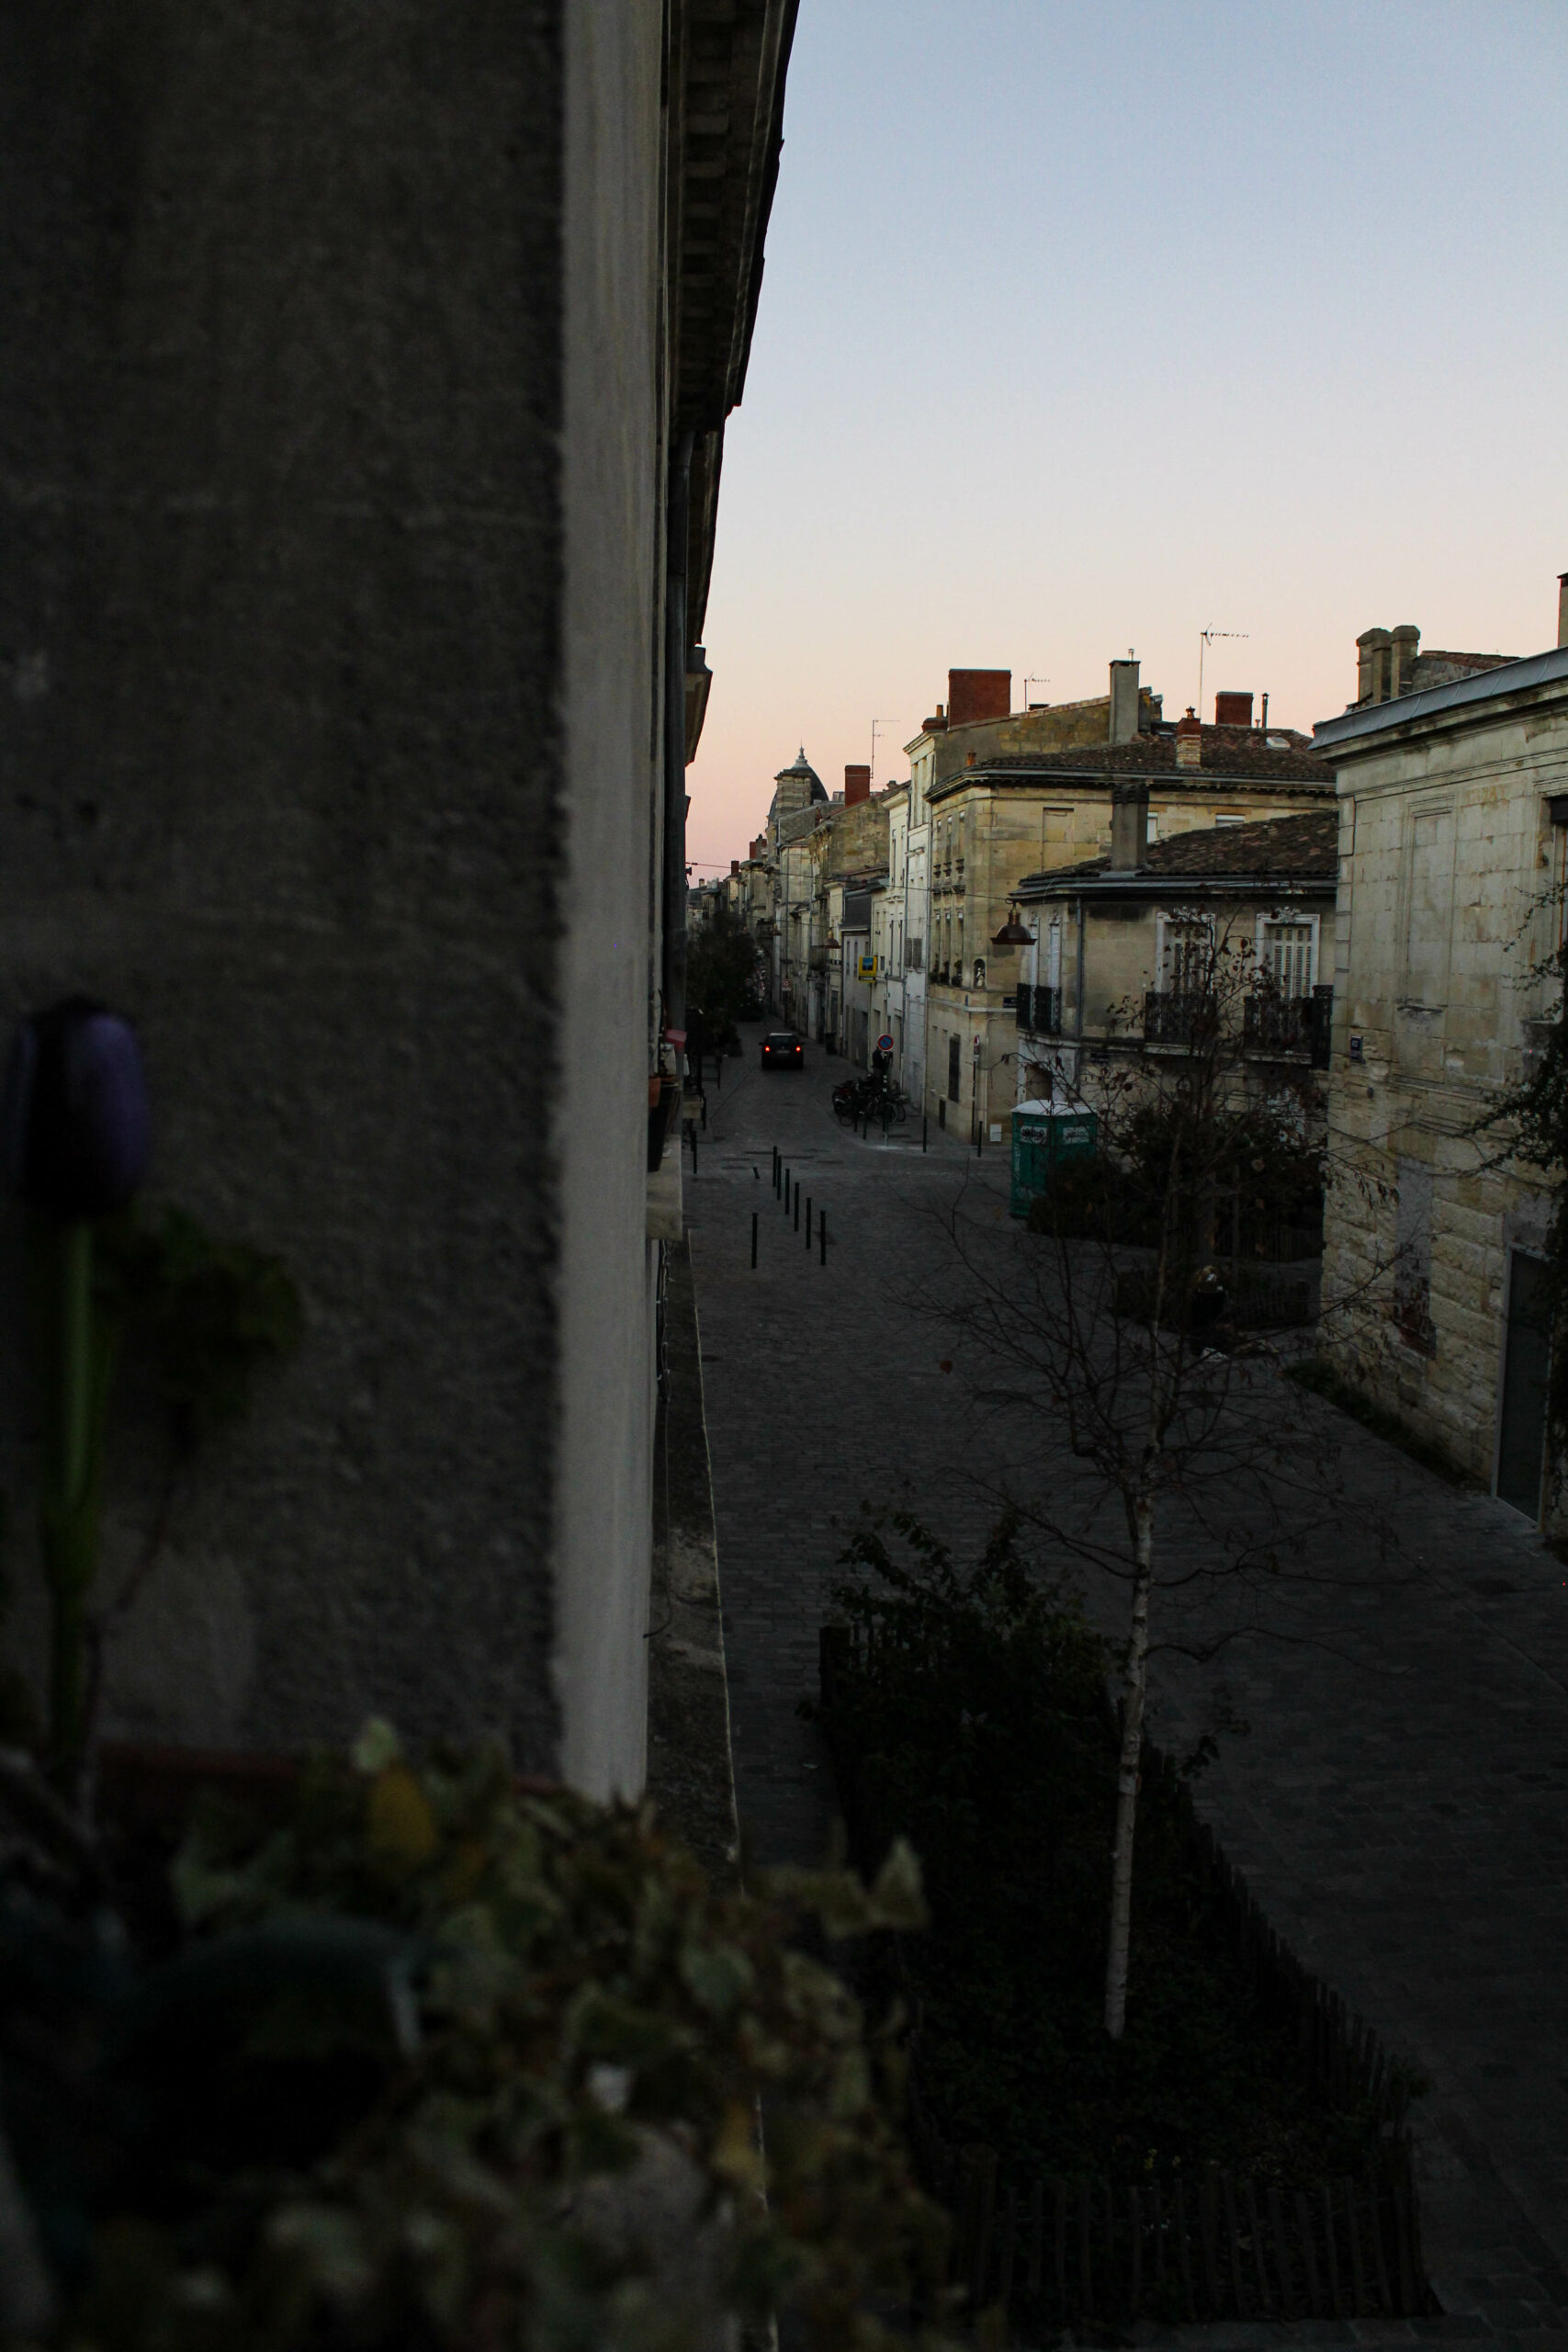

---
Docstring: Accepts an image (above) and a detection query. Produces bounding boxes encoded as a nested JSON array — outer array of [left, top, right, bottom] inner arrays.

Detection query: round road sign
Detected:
[[876, 1033, 894, 1053]]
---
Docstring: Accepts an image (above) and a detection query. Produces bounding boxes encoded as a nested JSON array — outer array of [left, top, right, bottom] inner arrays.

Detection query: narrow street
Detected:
[[688, 1024, 1568, 2339], [685, 1024, 1012, 1871]]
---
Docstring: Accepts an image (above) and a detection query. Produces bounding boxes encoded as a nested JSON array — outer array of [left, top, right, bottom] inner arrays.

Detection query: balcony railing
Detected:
[[1017, 984, 1063, 1035], [1143, 990, 1216, 1046], [1141, 986, 1335, 1064], [1243, 984, 1334, 1068]]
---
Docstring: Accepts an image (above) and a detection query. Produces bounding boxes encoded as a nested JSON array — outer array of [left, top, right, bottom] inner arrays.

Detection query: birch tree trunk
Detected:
[[1104, 1480, 1155, 2041]]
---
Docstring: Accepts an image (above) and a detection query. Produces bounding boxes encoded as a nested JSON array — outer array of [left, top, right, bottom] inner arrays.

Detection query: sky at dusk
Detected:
[[684, 0, 1568, 876]]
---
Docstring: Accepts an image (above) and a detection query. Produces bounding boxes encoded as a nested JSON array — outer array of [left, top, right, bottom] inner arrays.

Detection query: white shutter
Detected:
[[1258, 915, 1318, 999]]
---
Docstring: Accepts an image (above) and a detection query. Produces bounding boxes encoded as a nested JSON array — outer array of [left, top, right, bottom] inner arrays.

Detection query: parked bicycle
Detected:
[[831, 1076, 875, 1125], [831, 1075, 909, 1132]]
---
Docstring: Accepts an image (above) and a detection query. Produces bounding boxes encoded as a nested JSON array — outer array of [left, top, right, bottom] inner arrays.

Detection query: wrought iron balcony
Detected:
[[1243, 984, 1334, 1068], [1142, 990, 1216, 1046]]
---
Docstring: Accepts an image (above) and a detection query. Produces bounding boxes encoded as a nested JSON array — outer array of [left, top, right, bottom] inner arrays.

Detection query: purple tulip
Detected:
[[2, 997, 151, 1218]]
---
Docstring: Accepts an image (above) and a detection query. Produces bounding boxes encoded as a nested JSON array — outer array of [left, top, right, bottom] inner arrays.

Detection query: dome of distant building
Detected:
[[767, 745, 827, 829], [775, 745, 825, 800]]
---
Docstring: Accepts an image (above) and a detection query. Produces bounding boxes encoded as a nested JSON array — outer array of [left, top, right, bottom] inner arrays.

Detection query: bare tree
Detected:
[[925, 917, 1393, 2040]]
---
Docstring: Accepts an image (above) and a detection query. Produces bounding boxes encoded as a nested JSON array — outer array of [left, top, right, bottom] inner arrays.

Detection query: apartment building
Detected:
[[1314, 594, 1568, 1521]]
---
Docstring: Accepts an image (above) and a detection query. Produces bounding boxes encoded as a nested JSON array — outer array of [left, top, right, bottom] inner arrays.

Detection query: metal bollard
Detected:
[[794, 1183, 800, 1233], [750, 1211, 758, 1270], [806, 1197, 812, 1247]]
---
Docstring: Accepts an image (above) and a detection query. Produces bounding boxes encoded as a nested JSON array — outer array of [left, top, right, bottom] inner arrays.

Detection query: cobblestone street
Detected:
[[688, 1026, 1568, 2345]]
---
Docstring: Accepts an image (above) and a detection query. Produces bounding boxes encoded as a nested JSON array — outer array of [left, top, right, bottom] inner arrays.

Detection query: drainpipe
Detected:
[[663, 431, 695, 1057]]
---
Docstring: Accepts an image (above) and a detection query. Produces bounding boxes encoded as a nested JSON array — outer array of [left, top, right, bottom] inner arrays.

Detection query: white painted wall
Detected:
[[556, 3, 664, 1797]]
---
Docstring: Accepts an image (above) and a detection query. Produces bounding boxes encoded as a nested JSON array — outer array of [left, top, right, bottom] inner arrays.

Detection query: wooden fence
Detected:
[[818, 1625, 1436, 2328]]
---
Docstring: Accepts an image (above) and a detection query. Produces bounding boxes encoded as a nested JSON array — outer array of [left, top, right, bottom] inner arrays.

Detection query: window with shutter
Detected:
[[1160, 916, 1213, 993], [1260, 919, 1315, 999]]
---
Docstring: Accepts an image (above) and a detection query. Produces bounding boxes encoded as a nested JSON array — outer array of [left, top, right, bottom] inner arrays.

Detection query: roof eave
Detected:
[[1015, 870, 1335, 901], [1312, 645, 1568, 756]]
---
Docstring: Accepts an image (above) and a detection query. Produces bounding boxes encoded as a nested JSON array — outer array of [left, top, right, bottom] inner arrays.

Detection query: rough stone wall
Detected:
[[1320, 694, 1568, 1503], [818, 792, 890, 884], [0, 4, 569, 1765], [927, 691, 1145, 786]]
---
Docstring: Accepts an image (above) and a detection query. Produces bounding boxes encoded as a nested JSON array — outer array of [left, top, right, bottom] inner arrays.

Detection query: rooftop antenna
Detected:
[[870, 718, 883, 786], [1023, 673, 1050, 706], [1198, 628, 1247, 720]]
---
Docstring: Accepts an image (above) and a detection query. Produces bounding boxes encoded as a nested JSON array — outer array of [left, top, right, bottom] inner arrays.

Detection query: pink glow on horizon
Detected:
[[682, 0, 1568, 876]]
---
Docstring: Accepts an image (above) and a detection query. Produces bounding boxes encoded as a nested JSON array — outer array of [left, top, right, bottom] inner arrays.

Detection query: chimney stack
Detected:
[[946, 669, 1011, 727], [843, 764, 871, 807], [1357, 628, 1393, 705], [1110, 778, 1149, 871], [730, 859, 740, 876], [1390, 624, 1420, 698], [1109, 657, 1141, 744], [1175, 707, 1201, 770], [1559, 572, 1568, 650], [1213, 689, 1253, 728]]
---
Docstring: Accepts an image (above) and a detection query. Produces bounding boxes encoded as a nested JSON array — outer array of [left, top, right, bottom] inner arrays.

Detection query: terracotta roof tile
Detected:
[[942, 724, 1330, 794], [1019, 808, 1338, 892]]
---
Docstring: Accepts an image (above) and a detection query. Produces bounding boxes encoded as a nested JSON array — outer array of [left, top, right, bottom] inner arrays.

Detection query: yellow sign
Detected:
[[856, 955, 875, 980]]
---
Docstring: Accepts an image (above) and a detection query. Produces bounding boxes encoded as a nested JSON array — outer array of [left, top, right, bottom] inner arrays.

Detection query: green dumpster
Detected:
[[1010, 1098, 1097, 1217]]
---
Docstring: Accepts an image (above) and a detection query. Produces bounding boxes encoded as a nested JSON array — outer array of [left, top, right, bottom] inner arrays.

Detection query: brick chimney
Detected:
[[1109, 657, 1140, 744], [1110, 778, 1149, 871], [947, 669, 1011, 727], [843, 764, 871, 807], [1175, 707, 1201, 770], [921, 702, 948, 731], [1213, 690, 1253, 728], [730, 859, 740, 876], [1559, 572, 1568, 649]]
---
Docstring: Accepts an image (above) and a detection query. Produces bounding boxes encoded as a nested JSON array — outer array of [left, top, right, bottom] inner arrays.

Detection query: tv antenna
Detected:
[[870, 718, 883, 786], [1023, 673, 1050, 706], [1197, 628, 1247, 719]]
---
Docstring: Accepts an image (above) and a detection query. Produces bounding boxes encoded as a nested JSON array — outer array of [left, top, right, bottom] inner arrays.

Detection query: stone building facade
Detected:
[[1013, 806, 1338, 1109], [749, 761, 892, 1052], [0, 2, 798, 1793], [1314, 629, 1568, 1521], [908, 664, 1333, 1142]]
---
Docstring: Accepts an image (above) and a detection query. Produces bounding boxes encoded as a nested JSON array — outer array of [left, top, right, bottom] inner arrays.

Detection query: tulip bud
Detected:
[[2, 996, 151, 1219]]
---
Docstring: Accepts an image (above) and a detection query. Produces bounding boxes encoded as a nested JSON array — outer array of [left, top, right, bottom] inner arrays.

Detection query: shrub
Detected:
[[3, 1728, 949, 2352], [817, 1515, 1387, 2188]]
